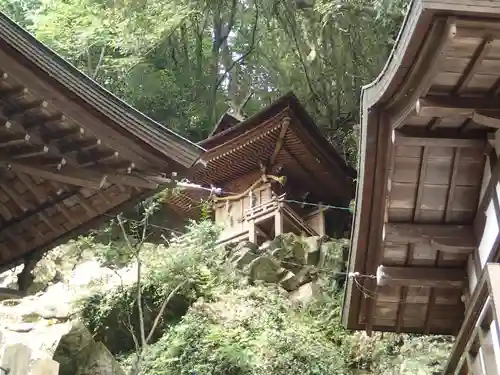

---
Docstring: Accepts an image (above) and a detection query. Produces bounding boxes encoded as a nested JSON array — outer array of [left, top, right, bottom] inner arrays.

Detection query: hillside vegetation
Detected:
[[2, 220, 451, 375]]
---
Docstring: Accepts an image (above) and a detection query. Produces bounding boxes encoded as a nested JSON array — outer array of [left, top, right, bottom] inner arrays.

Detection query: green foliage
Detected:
[[131, 285, 350, 375], [78, 220, 224, 354], [75, 219, 452, 375], [0, 0, 410, 162]]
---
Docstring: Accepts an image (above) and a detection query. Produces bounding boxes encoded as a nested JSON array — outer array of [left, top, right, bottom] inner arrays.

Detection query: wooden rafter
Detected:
[[426, 117, 443, 131], [377, 266, 466, 289], [389, 19, 457, 129], [445, 148, 461, 222], [0, 49, 161, 169], [268, 117, 290, 167], [471, 111, 500, 129], [395, 244, 414, 333], [280, 145, 334, 200], [417, 96, 500, 118], [1, 161, 160, 190], [384, 223, 476, 254], [394, 131, 486, 149], [453, 36, 493, 95]]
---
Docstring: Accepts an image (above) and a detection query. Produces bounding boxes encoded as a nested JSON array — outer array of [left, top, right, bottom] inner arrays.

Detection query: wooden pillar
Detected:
[[248, 220, 257, 243], [275, 209, 283, 236]]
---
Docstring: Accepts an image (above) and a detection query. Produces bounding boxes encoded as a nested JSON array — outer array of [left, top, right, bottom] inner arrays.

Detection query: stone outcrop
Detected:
[[0, 255, 133, 374], [53, 323, 126, 375], [229, 233, 344, 297]]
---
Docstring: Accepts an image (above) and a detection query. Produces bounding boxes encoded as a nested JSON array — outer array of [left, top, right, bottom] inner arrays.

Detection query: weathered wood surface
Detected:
[[345, 4, 500, 335]]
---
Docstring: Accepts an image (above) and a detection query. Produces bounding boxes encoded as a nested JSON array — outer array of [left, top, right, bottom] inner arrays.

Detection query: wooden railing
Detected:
[[244, 194, 285, 221], [444, 263, 500, 375]]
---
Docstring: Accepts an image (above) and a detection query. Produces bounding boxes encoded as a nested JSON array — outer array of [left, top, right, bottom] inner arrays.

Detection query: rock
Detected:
[[230, 241, 259, 269], [75, 342, 126, 375], [21, 311, 42, 323], [290, 281, 320, 304], [302, 237, 322, 266], [279, 266, 312, 291], [249, 256, 282, 284], [40, 304, 71, 320], [54, 322, 125, 375], [7, 322, 36, 333]]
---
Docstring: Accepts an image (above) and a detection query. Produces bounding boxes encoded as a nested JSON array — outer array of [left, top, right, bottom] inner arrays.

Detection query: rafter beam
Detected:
[[416, 96, 500, 118], [268, 117, 290, 167], [384, 223, 476, 254], [472, 111, 500, 129], [394, 130, 486, 149], [377, 265, 466, 289], [0, 161, 169, 190], [453, 36, 493, 95], [389, 18, 457, 129]]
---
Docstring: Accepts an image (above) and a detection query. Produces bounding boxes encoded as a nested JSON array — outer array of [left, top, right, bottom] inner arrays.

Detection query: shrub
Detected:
[[133, 285, 351, 375]]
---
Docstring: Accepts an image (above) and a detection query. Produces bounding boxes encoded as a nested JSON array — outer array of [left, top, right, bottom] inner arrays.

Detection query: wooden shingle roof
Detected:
[[0, 13, 203, 270]]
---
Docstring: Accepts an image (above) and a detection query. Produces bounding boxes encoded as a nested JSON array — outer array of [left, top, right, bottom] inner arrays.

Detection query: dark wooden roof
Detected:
[[0, 13, 203, 270], [208, 112, 242, 138], [168, 93, 356, 219], [343, 0, 500, 335]]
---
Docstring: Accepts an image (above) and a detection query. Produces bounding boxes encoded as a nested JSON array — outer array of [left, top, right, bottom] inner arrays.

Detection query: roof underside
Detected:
[[168, 97, 356, 219], [0, 13, 203, 270], [344, 0, 500, 335]]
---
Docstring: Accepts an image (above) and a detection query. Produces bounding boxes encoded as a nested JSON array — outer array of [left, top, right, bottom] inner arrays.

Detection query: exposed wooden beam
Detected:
[[395, 244, 414, 333], [414, 146, 429, 219], [16, 173, 59, 233], [280, 145, 345, 200], [0, 133, 30, 148], [377, 265, 466, 289], [423, 289, 436, 334], [426, 117, 442, 131], [389, 18, 457, 129], [453, 36, 493, 95], [363, 111, 393, 335], [0, 161, 170, 190], [445, 148, 461, 222], [472, 111, 500, 129], [384, 223, 476, 254], [3, 100, 48, 119], [10, 145, 49, 159], [417, 96, 500, 118], [268, 117, 290, 167], [394, 130, 486, 149], [0, 86, 28, 99]]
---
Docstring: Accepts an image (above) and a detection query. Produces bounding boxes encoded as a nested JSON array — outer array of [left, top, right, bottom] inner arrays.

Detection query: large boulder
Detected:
[[249, 256, 284, 284], [54, 322, 125, 375], [227, 233, 345, 296], [229, 241, 259, 269]]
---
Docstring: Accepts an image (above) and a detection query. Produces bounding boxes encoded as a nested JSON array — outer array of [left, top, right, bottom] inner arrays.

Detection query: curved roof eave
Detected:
[[0, 12, 204, 168]]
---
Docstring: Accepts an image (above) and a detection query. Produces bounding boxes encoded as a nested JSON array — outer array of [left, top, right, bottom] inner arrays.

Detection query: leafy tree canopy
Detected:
[[1, 0, 408, 164]]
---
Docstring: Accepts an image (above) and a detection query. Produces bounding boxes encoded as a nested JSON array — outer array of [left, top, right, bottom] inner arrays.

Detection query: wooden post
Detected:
[[274, 209, 283, 237], [1, 343, 31, 375], [248, 220, 257, 243], [32, 359, 60, 375]]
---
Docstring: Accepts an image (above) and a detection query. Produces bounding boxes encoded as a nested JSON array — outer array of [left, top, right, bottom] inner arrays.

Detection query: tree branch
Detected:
[[92, 45, 107, 79], [145, 279, 189, 345], [215, 2, 259, 90]]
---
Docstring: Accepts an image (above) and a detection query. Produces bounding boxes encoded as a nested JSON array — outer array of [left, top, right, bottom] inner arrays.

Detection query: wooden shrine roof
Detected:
[[343, 0, 500, 335], [0, 13, 203, 270], [168, 93, 356, 219]]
